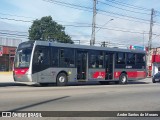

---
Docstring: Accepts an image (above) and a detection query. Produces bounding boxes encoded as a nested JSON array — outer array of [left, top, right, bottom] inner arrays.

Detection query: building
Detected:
[[0, 46, 16, 71], [0, 37, 22, 71], [149, 47, 160, 76]]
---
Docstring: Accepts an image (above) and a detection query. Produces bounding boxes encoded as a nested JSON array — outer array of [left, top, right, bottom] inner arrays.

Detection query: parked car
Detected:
[[152, 72, 160, 83]]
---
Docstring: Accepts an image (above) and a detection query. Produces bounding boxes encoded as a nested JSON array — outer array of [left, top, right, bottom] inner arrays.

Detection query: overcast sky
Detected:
[[0, 0, 160, 47]]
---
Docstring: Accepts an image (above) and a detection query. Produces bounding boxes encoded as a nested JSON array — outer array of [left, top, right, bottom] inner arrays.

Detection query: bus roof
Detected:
[[20, 40, 146, 54]]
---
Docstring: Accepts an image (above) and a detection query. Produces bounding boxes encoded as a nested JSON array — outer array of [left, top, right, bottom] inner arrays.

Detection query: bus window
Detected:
[[59, 48, 75, 68], [33, 46, 50, 66], [89, 51, 104, 68], [51, 47, 59, 67], [116, 52, 125, 64], [14, 48, 32, 68], [136, 54, 145, 64], [127, 53, 135, 64], [98, 51, 104, 68]]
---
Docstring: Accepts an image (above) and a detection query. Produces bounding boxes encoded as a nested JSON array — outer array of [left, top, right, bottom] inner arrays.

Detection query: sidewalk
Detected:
[[0, 72, 14, 83], [0, 72, 35, 86]]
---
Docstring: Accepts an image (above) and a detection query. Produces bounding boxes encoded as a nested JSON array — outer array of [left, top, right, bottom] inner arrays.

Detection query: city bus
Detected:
[[13, 40, 147, 86]]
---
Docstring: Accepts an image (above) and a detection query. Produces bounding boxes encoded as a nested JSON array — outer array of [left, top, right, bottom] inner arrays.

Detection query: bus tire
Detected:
[[56, 73, 68, 86], [119, 73, 128, 84]]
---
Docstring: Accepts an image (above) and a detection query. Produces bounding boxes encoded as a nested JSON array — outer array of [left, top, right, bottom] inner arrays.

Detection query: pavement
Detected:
[[0, 71, 152, 86], [0, 72, 37, 87], [0, 72, 13, 83]]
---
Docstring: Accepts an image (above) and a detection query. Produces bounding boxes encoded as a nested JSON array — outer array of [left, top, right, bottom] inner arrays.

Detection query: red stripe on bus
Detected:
[[114, 72, 121, 79], [127, 71, 146, 78], [92, 71, 105, 79], [114, 71, 146, 79], [14, 68, 28, 75]]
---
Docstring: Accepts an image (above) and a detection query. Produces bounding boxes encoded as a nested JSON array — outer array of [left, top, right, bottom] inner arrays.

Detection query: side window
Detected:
[[136, 54, 145, 64], [127, 53, 135, 64], [116, 52, 125, 64], [89, 51, 104, 68], [98, 51, 104, 68], [51, 47, 59, 67], [59, 48, 75, 67], [33, 46, 50, 66]]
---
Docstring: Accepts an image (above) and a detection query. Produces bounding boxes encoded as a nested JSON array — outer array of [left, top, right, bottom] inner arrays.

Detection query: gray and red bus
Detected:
[[13, 40, 147, 86]]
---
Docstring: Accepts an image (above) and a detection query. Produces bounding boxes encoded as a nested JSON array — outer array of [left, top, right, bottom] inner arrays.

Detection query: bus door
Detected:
[[105, 53, 114, 80], [32, 46, 51, 82], [76, 51, 87, 80]]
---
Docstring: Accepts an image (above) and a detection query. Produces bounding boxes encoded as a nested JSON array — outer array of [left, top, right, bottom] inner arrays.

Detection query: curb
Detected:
[[0, 72, 13, 75]]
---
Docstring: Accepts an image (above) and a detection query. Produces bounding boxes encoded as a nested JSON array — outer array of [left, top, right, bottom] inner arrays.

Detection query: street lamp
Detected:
[[90, 18, 114, 46], [96, 19, 114, 33]]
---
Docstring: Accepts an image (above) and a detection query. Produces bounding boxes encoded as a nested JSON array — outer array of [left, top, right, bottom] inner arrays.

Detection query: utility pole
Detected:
[[143, 31, 145, 46], [101, 41, 105, 47], [148, 8, 155, 74], [90, 0, 96, 46]]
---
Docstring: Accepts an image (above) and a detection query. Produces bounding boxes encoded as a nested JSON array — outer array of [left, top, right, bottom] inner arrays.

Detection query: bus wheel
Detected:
[[56, 73, 68, 86], [119, 73, 127, 84]]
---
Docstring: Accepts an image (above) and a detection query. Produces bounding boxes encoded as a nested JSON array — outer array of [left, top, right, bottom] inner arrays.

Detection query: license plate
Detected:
[[155, 79, 159, 81]]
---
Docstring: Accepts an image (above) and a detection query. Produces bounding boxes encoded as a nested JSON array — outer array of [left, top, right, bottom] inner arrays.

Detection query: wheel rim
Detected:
[[59, 76, 65, 83], [121, 76, 126, 83]]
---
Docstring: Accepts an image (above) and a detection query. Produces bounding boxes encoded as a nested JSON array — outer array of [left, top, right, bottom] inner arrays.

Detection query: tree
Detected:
[[28, 16, 73, 43]]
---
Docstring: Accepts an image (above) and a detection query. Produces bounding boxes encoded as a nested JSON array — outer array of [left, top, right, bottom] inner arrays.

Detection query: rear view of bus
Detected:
[[13, 41, 34, 82]]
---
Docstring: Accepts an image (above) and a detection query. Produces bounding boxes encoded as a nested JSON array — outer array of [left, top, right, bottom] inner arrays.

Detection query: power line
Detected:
[[65, 24, 160, 36], [0, 1, 159, 26], [98, 1, 150, 15], [97, 8, 160, 26], [43, 0, 151, 22], [0, 13, 94, 26], [0, 10, 155, 25], [0, 29, 28, 34], [1, 23, 159, 39], [104, 0, 151, 11], [96, 26, 149, 35], [0, 13, 155, 29], [0, 16, 159, 36], [0, 8, 152, 26], [0, 0, 158, 26], [0, 1, 159, 38], [97, 12, 151, 25], [43, 0, 93, 12], [64, 24, 151, 35], [0, 17, 32, 23], [0, 32, 28, 37], [0, 28, 153, 41], [0, 35, 28, 39], [0, 15, 152, 35], [43, 0, 160, 26], [0, 32, 28, 39], [97, 9, 150, 22], [0, 12, 36, 19]]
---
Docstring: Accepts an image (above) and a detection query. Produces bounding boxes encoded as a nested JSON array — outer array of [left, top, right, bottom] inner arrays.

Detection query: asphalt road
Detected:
[[0, 75, 160, 119]]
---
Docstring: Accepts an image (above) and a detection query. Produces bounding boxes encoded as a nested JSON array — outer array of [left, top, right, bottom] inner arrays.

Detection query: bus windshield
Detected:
[[14, 48, 32, 68]]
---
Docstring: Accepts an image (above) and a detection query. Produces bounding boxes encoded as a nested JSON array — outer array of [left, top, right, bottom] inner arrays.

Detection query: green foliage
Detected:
[[28, 16, 73, 43]]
